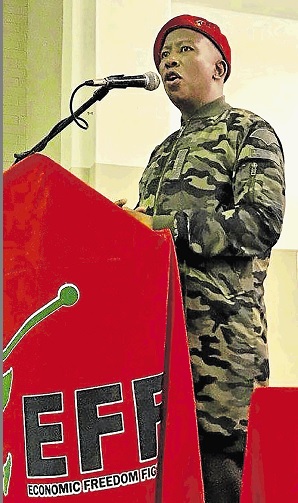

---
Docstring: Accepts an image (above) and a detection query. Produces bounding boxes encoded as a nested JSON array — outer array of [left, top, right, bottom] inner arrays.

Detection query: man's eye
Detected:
[[181, 45, 193, 52]]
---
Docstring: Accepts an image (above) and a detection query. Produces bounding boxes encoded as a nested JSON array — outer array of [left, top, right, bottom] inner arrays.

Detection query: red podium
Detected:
[[3, 154, 204, 502], [241, 387, 298, 503]]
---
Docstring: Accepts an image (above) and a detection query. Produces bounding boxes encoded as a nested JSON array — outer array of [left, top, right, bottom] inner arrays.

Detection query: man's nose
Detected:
[[164, 55, 179, 69], [164, 53, 179, 68]]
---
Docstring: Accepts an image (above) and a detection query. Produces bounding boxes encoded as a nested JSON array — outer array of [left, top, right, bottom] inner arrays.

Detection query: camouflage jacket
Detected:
[[137, 96, 285, 449]]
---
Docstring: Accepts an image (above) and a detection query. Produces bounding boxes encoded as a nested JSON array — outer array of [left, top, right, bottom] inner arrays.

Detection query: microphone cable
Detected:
[[69, 82, 90, 130]]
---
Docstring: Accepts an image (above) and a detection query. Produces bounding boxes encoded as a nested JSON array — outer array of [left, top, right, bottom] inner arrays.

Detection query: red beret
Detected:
[[153, 14, 231, 81]]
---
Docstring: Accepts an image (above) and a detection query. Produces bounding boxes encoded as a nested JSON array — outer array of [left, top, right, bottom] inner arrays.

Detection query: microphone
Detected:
[[84, 71, 160, 91]]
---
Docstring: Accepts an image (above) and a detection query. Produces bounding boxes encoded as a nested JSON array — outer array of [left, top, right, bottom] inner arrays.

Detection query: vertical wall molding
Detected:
[[61, 0, 96, 179]]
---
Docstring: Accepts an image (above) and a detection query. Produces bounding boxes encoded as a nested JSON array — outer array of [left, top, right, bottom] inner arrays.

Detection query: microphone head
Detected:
[[144, 71, 160, 91]]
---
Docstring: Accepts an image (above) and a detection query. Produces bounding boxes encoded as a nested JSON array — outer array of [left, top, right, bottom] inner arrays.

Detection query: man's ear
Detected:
[[213, 59, 227, 80]]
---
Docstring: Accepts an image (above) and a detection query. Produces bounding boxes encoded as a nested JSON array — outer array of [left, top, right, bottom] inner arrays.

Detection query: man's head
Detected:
[[154, 15, 231, 79], [153, 15, 231, 117]]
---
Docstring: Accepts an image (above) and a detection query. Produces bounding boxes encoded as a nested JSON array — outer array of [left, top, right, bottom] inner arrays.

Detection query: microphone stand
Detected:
[[13, 86, 110, 165]]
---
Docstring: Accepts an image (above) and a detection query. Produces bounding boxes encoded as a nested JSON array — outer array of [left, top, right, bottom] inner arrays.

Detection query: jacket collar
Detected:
[[181, 96, 230, 124]]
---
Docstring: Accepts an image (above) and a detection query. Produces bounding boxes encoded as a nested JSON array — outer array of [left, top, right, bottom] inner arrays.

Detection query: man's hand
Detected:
[[114, 199, 153, 229], [123, 208, 153, 228], [114, 199, 128, 208]]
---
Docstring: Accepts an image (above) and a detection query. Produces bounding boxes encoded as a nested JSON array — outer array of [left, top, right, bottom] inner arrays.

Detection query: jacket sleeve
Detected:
[[153, 124, 285, 258]]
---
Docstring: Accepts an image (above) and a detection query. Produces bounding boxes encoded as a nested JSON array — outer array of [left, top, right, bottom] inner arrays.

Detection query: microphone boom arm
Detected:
[[13, 86, 110, 165]]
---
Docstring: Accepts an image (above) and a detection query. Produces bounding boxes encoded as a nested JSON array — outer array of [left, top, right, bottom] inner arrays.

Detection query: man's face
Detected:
[[158, 28, 220, 111]]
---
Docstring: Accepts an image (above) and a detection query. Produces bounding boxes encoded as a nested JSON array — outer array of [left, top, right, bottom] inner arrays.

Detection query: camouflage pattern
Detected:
[[137, 97, 285, 453]]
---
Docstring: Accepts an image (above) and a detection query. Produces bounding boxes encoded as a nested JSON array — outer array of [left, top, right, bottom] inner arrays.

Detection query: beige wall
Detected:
[[265, 250, 298, 386], [3, 0, 298, 386], [3, 0, 63, 170], [3, 0, 28, 169], [26, 0, 63, 164]]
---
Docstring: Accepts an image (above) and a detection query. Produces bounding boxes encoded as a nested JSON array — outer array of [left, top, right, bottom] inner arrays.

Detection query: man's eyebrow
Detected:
[[161, 39, 195, 50]]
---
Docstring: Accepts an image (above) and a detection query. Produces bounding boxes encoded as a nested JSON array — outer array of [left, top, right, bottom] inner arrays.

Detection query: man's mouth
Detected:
[[164, 71, 181, 84]]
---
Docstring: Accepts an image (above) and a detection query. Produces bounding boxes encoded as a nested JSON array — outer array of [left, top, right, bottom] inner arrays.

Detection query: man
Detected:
[[118, 14, 285, 503]]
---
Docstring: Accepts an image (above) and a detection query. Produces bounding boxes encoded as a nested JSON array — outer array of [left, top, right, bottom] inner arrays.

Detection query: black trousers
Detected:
[[199, 433, 245, 503]]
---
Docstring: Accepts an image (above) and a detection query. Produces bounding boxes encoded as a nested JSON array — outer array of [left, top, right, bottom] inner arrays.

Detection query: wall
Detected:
[[26, 0, 63, 165], [3, 0, 28, 169], [59, 0, 173, 205], [265, 250, 298, 386], [3, 0, 63, 170]]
